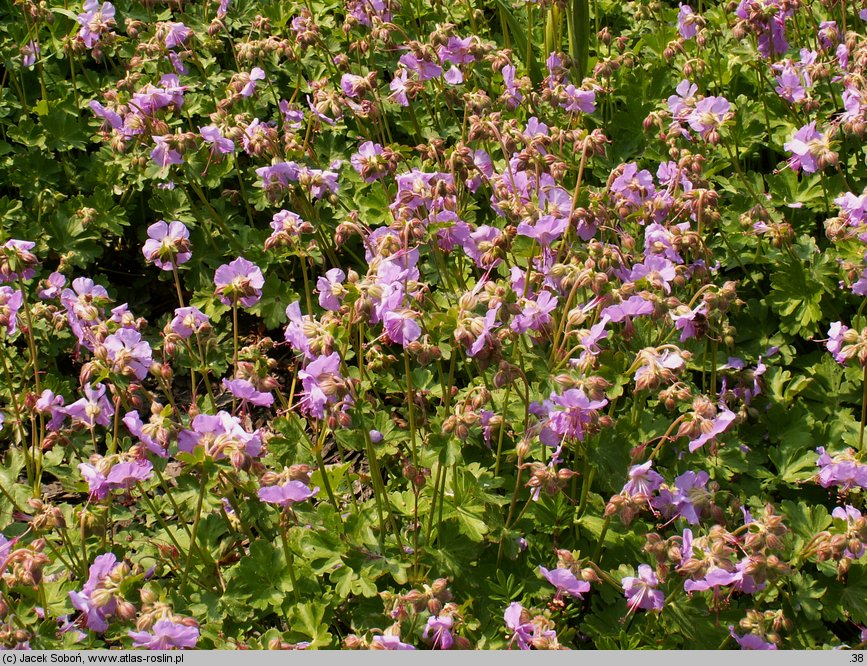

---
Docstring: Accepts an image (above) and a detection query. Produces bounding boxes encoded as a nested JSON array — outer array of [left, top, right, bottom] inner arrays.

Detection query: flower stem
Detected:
[[278, 519, 300, 601], [180, 466, 209, 592], [860, 363, 867, 453]]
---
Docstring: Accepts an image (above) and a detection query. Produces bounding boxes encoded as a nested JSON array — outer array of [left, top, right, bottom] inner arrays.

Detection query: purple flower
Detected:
[[516, 215, 568, 247], [122, 411, 167, 458], [214, 257, 265, 308], [832, 505, 865, 558], [540, 389, 608, 444], [423, 614, 453, 650], [622, 461, 664, 497], [687, 404, 736, 452], [340, 73, 370, 98], [816, 447, 867, 491], [278, 101, 305, 129], [170, 306, 210, 339], [622, 564, 664, 612], [200, 125, 235, 155], [827, 322, 849, 364], [0, 287, 23, 335], [687, 96, 730, 140], [511, 291, 557, 334], [161, 21, 190, 48], [283, 301, 315, 358], [22, 40, 39, 68], [240, 67, 266, 98], [651, 470, 709, 524], [61, 277, 110, 348], [151, 135, 183, 168], [729, 627, 777, 650], [600, 295, 654, 323], [671, 303, 706, 341], [89, 101, 124, 132], [298, 352, 350, 419], [622, 255, 677, 293], [784, 122, 829, 174], [80, 460, 153, 500], [69, 553, 122, 632], [106, 460, 153, 491], [371, 635, 415, 650], [0, 239, 39, 283], [774, 66, 806, 103], [539, 566, 590, 599], [504, 603, 535, 650], [350, 141, 389, 182], [668, 80, 698, 119], [38, 272, 66, 300], [443, 65, 463, 85], [298, 167, 339, 199], [222, 378, 274, 407], [439, 35, 475, 65], [129, 620, 199, 650], [383, 308, 422, 347], [64, 383, 114, 429], [36, 390, 67, 431], [142, 220, 191, 270], [317, 268, 346, 311], [399, 52, 441, 81], [388, 69, 411, 106], [678, 4, 698, 39], [77, 0, 115, 49], [178, 411, 263, 460], [560, 85, 595, 114], [347, 0, 392, 25], [465, 305, 500, 357], [501, 65, 523, 109], [611, 163, 656, 208], [257, 480, 319, 507], [102, 329, 153, 380]]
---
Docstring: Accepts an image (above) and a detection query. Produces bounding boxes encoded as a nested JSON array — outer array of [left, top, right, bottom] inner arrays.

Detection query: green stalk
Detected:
[[567, 0, 590, 79], [314, 426, 342, 518], [404, 352, 418, 467], [860, 363, 867, 453], [180, 467, 209, 591], [278, 522, 300, 601]]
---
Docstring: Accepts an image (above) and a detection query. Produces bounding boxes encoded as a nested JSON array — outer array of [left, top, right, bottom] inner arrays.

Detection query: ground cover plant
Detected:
[[2, 0, 867, 650]]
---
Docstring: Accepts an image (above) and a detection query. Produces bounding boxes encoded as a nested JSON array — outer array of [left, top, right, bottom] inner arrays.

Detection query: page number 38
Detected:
[[852, 654, 865, 662]]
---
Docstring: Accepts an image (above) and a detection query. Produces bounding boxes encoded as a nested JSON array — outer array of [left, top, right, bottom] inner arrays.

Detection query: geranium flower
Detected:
[[129, 620, 199, 650], [257, 480, 319, 507], [222, 378, 274, 407], [622, 564, 664, 612], [142, 221, 191, 271], [169, 306, 210, 339], [214, 257, 265, 308], [0, 287, 22, 335], [538, 566, 590, 599]]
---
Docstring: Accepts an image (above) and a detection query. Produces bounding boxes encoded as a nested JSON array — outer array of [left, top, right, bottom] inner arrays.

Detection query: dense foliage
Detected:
[[0, 0, 866, 650]]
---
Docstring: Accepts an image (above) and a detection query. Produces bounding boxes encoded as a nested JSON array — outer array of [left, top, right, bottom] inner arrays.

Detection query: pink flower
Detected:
[[784, 121, 831, 174], [213, 257, 264, 308], [0, 287, 23, 335], [622, 564, 664, 612], [539, 566, 590, 599], [142, 220, 191, 270], [129, 620, 199, 650], [316, 268, 346, 311], [200, 125, 235, 155], [151, 135, 183, 167], [240, 67, 266, 97], [257, 480, 319, 507], [222, 378, 274, 407]]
